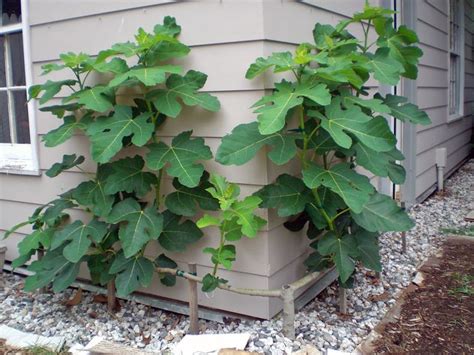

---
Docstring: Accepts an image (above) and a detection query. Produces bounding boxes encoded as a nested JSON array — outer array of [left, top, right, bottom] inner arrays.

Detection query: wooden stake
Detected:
[[281, 284, 295, 339], [37, 249, 46, 294], [187, 263, 199, 334], [0, 244, 6, 290], [401, 231, 407, 253], [338, 285, 347, 314], [107, 280, 116, 313]]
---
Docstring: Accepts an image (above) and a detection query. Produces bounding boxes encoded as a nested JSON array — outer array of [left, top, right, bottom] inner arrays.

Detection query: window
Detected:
[[0, 0, 38, 174], [448, 0, 465, 120]]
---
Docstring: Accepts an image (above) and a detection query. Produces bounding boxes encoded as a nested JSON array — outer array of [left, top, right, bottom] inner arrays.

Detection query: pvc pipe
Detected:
[[437, 165, 445, 192]]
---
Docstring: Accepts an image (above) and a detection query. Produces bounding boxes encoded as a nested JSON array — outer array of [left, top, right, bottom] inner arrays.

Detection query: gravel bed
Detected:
[[1, 159, 473, 354]]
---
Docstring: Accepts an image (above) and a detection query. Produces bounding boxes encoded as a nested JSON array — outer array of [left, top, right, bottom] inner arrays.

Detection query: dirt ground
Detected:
[[373, 236, 474, 354]]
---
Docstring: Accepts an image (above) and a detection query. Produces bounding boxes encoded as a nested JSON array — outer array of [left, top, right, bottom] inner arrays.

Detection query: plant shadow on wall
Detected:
[[4, 17, 235, 302], [4, 1, 432, 316], [216, 3, 431, 288]]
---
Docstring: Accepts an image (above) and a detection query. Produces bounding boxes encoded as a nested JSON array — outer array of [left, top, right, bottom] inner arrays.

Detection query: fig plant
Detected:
[[196, 174, 266, 292], [6, 17, 221, 298], [216, 3, 431, 285]]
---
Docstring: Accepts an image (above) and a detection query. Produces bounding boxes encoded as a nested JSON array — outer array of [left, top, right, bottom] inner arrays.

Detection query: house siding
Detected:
[[413, 0, 473, 199], [1, 0, 472, 318]]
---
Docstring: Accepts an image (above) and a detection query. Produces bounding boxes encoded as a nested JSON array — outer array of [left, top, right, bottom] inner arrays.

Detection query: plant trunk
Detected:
[[187, 263, 199, 334], [37, 249, 46, 294], [107, 279, 116, 312], [281, 284, 295, 339]]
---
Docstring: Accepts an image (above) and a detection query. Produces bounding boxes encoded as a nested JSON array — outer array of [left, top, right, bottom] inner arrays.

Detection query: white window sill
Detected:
[[0, 143, 40, 176], [448, 112, 465, 123], [0, 166, 41, 176]]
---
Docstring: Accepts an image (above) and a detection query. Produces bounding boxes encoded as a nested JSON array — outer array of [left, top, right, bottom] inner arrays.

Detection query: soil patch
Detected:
[[373, 236, 474, 353]]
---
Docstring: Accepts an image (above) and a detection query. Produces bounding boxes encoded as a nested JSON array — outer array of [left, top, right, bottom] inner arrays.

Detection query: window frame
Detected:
[[0, 0, 39, 175], [447, 0, 465, 122]]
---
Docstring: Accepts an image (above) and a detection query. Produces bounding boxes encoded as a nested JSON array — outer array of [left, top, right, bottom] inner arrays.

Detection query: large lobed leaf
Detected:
[[246, 52, 295, 79], [109, 251, 155, 297], [104, 155, 157, 197], [145, 131, 212, 188], [255, 174, 312, 217], [24, 248, 81, 293], [158, 210, 202, 252], [46, 154, 85, 177], [51, 219, 107, 262], [165, 173, 219, 217], [107, 198, 163, 258], [71, 165, 115, 217], [86, 105, 154, 163], [381, 94, 431, 125], [252, 80, 331, 135], [302, 163, 374, 213], [147, 70, 220, 118], [216, 122, 298, 166], [42, 115, 91, 147], [318, 98, 396, 152], [351, 192, 414, 232]]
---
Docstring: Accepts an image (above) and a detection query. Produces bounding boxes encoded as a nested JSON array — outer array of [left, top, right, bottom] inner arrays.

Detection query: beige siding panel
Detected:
[[417, 21, 448, 51], [29, 0, 175, 25], [417, 117, 472, 155], [417, 88, 448, 109], [33, 42, 266, 93], [299, 0, 367, 18], [419, 0, 448, 32], [419, 44, 448, 70], [426, 0, 448, 15], [0, 172, 87, 205], [266, 224, 309, 276], [416, 129, 472, 176], [417, 66, 448, 88], [262, 0, 370, 45], [30, 2, 264, 62]]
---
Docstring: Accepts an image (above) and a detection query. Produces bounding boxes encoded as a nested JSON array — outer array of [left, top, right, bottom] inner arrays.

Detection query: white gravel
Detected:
[[1, 159, 473, 354]]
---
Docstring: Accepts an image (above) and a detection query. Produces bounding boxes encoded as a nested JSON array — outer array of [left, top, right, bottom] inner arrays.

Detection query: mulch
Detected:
[[373, 236, 474, 354]]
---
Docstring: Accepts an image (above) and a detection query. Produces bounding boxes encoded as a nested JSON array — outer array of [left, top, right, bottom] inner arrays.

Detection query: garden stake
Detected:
[[281, 284, 296, 339], [0, 244, 6, 290], [339, 285, 347, 314], [187, 263, 199, 334], [37, 249, 46, 294], [107, 280, 116, 313], [401, 231, 407, 253]]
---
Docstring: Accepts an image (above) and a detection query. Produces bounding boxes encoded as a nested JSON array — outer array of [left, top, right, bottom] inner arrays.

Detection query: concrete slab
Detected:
[[0, 324, 65, 352]]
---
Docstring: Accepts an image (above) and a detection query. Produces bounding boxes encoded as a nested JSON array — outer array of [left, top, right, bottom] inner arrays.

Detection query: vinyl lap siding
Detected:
[[415, 0, 474, 200]]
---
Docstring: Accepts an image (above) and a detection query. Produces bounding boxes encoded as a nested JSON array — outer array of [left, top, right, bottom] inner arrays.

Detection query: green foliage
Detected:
[[46, 154, 85, 177], [145, 131, 213, 188], [216, 122, 298, 166], [217, 3, 430, 283], [9, 17, 220, 296], [196, 174, 266, 291]]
